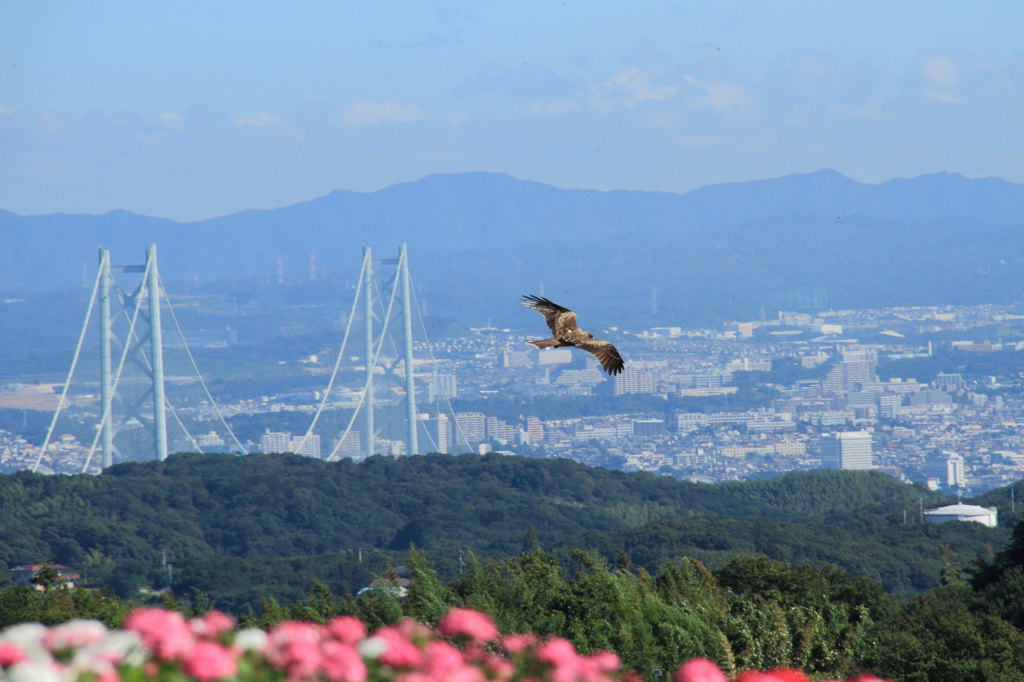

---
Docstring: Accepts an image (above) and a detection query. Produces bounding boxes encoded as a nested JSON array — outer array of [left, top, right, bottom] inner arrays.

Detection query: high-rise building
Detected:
[[632, 419, 665, 437], [526, 417, 544, 444], [260, 430, 292, 453], [197, 431, 224, 448], [486, 416, 516, 443], [822, 351, 877, 393], [924, 451, 966, 489], [819, 431, 873, 470], [331, 431, 362, 459], [290, 434, 321, 458], [936, 373, 966, 392], [595, 368, 655, 395], [429, 374, 458, 401], [502, 350, 534, 367], [878, 394, 902, 419], [429, 414, 452, 453], [455, 412, 486, 445]]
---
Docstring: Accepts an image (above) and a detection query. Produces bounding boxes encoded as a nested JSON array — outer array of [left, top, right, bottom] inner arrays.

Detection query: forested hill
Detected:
[[0, 452, 1012, 610]]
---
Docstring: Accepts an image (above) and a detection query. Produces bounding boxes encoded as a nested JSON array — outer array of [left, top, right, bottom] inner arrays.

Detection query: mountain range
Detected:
[[3, 169, 1023, 328]]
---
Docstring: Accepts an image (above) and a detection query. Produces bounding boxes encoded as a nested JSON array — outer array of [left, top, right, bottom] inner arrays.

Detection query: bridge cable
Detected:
[[326, 251, 402, 461], [81, 260, 151, 472], [158, 272, 248, 454], [30, 266, 103, 473], [294, 252, 368, 455]]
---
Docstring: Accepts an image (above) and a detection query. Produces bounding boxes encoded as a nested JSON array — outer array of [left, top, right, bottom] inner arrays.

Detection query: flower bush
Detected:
[[0, 607, 889, 682]]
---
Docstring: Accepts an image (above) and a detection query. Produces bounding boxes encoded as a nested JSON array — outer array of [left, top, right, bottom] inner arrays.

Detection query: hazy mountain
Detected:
[[2, 169, 1023, 328]]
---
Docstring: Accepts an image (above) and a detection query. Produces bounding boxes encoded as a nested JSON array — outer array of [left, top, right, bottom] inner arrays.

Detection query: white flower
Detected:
[[234, 628, 268, 652], [73, 631, 147, 670], [5, 659, 66, 682], [46, 619, 108, 650], [358, 636, 389, 659], [0, 623, 49, 661]]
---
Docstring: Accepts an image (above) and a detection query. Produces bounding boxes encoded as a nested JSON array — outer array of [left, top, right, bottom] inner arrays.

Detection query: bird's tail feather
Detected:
[[525, 338, 558, 348]]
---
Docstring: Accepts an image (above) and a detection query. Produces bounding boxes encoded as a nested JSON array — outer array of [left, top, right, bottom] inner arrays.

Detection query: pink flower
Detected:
[[190, 611, 236, 639], [374, 626, 423, 669], [181, 641, 238, 682], [438, 608, 499, 643], [123, 608, 195, 661], [537, 638, 583, 682], [486, 653, 516, 680], [0, 642, 25, 667], [501, 634, 538, 655], [536, 638, 579, 668], [586, 651, 621, 674], [765, 669, 811, 682], [321, 640, 367, 682], [264, 622, 323, 678], [847, 676, 890, 682], [96, 670, 121, 682], [396, 618, 434, 642], [421, 641, 486, 682], [675, 659, 728, 682], [327, 616, 367, 646]]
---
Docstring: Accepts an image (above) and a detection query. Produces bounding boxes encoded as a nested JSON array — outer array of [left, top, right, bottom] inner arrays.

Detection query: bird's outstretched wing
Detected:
[[521, 295, 576, 334], [575, 338, 625, 375]]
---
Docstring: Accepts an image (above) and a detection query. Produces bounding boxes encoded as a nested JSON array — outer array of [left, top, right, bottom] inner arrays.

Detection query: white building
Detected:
[[429, 373, 458, 400], [924, 451, 966, 489], [330, 431, 362, 459], [455, 412, 486, 445], [260, 430, 292, 453], [290, 434, 321, 458], [428, 414, 452, 453], [820, 431, 873, 470], [924, 503, 998, 527]]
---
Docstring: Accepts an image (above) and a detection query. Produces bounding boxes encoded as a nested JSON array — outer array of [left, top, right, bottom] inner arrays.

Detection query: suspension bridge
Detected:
[[31, 244, 467, 474]]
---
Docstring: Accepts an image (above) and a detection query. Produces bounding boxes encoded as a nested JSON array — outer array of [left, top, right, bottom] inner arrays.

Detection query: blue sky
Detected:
[[2, 1, 1022, 220]]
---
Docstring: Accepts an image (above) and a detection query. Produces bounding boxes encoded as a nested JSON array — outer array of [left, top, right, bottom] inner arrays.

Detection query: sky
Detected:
[[2, 1, 1023, 221]]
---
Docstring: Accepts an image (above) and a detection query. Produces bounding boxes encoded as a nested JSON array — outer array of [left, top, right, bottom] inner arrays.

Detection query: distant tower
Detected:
[[539, 282, 545, 297], [97, 246, 168, 467], [277, 259, 284, 284], [309, 252, 317, 283]]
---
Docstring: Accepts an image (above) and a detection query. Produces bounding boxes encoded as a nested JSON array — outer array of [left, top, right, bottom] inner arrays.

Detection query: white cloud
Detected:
[[526, 98, 579, 115], [923, 56, 960, 88], [685, 78, 752, 113], [590, 68, 678, 110], [160, 112, 184, 130], [921, 56, 966, 105], [0, 106, 17, 118], [924, 89, 967, 105], [335, 101, 424, 126], [234, 113, 284, 128]]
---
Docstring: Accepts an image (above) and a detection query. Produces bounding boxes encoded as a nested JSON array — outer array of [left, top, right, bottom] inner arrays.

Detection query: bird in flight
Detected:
[[521, 295, 625, 375]]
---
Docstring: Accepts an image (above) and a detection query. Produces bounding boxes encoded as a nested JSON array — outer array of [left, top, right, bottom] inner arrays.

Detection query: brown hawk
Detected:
[[521, 295, 625, 375]]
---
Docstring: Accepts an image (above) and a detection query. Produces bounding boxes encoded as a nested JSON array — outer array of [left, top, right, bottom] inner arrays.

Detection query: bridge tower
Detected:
[[97, 245, 168, 466], [359, 244, 419, 458]]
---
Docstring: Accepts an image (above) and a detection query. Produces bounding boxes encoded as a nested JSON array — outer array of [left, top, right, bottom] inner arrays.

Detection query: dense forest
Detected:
[[8, 539, 1024, 682], [0, 452, 1018, 613]]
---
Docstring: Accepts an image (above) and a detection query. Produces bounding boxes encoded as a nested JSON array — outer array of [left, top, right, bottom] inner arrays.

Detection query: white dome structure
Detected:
[[923, 503, 998, 528]]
